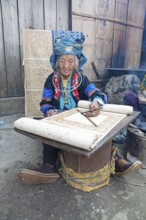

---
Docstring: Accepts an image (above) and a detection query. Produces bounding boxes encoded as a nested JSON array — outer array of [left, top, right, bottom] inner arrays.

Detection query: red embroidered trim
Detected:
[[88, 89, 97, 97], [53, 72, 79, 101], [72, 73, 79, 100], [54, 75, 60, 100]]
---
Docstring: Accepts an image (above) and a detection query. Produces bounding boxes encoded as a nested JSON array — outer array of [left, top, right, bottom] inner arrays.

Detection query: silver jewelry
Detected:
[[52, 71, 83, 92]]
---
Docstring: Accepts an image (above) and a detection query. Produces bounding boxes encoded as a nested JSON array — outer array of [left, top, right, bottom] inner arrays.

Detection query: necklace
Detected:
[[52, 71, 83, 92]]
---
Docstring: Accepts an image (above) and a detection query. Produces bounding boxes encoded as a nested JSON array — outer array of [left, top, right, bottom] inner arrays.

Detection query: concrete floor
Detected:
[[0, 114, 146, 220]]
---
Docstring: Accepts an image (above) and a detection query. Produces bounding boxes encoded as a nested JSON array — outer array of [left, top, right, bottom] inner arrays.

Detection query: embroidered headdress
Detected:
[[50, 30, 87, 71]]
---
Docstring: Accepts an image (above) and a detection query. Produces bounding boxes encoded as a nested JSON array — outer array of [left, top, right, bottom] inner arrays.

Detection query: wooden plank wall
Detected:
[[95, 0, 115, 78], [72, 0, 146, 80], [0, 1, 7, 97], [1, 0, 22, 98], [124, 0, 145, 68], [112, 0, 128, 68], [72, 0, 96, 79], [0, 0, 69, 99]]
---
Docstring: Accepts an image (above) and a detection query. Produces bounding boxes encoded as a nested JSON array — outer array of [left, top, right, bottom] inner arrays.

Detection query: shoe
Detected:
[[18, 164, 60, 184], [114, 157, 142, 176]]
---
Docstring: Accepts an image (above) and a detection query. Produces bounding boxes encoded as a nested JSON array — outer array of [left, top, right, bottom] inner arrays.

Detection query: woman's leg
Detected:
[[43, 143, 60, 167]]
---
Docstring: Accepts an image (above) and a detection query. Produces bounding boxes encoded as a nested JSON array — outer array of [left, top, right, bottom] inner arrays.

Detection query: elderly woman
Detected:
[[18, 31, 142, 184]]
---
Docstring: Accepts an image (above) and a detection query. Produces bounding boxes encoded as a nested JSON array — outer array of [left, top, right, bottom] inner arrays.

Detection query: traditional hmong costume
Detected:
[[40, 71, 107, 115], [40, 30, 107, 115]]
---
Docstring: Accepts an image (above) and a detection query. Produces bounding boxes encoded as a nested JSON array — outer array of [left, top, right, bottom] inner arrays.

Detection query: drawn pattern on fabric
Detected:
[[24, 29, 53, 117]]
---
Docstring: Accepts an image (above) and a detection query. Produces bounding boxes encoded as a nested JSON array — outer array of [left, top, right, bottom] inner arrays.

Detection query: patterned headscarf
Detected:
[[50, 30, 87, 71]]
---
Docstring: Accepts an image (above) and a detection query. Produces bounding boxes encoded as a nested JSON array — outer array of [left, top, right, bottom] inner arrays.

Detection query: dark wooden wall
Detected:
[[0, 0, 69, 99], [72, 0, 146, 80]]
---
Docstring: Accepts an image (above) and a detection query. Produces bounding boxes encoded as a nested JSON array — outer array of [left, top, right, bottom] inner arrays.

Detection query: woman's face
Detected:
[[58, 55, 76, 78]]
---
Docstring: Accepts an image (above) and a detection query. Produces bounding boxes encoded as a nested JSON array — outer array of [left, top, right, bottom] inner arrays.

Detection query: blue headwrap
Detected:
[[50, 30, 87, 71]]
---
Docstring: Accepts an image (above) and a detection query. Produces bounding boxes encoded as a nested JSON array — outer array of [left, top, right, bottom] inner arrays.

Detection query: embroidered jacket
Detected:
[[40, 71, 107, 115]]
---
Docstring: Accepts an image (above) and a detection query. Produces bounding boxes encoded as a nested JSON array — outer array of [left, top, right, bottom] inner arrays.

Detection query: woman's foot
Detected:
[[114, 156, 142, 176], [18, 164, 60, 184]]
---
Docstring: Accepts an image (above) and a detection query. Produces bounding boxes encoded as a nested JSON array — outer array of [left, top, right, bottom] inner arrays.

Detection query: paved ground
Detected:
[[0, 114, 146, 220]]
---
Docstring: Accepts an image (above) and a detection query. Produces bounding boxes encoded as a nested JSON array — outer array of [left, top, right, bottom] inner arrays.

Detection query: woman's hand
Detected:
[[47, 109, 58, 117], [84, 101, 101, 117]]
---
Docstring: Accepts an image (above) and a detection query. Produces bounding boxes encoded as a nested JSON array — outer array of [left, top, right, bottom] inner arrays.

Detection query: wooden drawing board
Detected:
[[14, 109, 140, 157], [42, 108, 126, 145]]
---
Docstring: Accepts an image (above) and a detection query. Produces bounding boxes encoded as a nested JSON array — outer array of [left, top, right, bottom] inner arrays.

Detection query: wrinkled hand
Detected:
[[47, 109, 58, 117], [84, 101, 101, 117]]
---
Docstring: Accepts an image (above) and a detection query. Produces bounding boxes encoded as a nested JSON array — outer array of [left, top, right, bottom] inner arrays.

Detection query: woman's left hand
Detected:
[[84, 101, 101, 117]]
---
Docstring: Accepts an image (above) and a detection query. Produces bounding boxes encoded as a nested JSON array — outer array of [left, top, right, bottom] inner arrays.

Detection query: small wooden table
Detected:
[[14, 111, 140, 173]]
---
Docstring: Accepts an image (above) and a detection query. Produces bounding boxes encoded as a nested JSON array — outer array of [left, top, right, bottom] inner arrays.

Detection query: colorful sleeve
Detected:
[[84, 77, 107, 104], [40, 74, 55, 115]]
